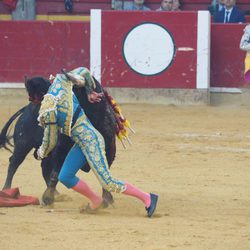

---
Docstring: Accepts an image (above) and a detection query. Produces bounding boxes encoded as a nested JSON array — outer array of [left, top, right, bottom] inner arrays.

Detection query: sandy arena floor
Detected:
[[0, 96, 250, 250]]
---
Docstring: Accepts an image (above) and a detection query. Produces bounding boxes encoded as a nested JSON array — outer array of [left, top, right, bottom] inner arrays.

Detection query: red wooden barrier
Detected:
[[0, 15, 248, 88], [96, 10, 204, 89], [0, 21, 90, 83], [210, 24, 246, 88]]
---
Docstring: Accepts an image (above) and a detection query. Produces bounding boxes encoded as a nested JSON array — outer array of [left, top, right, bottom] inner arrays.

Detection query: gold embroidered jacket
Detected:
[[37, 67, 96, 159]]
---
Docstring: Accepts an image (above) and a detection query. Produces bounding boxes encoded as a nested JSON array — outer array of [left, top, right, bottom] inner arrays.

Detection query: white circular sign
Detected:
[[123, 23, 175, 76]]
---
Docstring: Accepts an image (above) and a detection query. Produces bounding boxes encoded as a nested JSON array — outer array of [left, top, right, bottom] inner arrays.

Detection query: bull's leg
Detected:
[[105, 136, 116, 167], [41, 155, 53, 187], [41, 155, 63, 205], [42, 135, 73, 205], [102, 134, 116, 205], [2, 144, 33, 189], [102, 188, 114, 205], [41, 167, 60, 206], [94, 116, 116, 205]]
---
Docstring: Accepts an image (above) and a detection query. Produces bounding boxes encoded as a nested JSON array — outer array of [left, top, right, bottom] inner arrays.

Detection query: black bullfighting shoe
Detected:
[[145, 193, 158, 217]]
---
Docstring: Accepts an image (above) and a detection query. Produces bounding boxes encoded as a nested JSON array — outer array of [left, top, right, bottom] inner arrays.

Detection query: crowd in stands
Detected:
[[208, 0, 246, 23], [2, 0, 249, 23], [115, 0, 181, 12], [121, 0, 246, 23]]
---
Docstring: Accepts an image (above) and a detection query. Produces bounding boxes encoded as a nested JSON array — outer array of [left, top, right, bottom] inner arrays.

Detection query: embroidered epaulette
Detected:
[[38, 94, 58, 126]]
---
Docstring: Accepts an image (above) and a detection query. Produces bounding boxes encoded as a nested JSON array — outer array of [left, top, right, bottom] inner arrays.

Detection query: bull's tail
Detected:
[[0, 106, 26, 152]]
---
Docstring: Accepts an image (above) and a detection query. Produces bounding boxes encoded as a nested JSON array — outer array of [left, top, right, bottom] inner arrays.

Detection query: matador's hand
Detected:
[[34, 148, 43, 160], [88, 91, 103, 103]]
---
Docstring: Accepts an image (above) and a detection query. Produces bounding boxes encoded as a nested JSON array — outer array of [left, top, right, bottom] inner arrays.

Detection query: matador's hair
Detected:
[[25, 77, 51, 104]]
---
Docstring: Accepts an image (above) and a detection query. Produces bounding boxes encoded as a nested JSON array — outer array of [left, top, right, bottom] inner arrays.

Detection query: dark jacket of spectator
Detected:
[[214, 6, 245, 23]]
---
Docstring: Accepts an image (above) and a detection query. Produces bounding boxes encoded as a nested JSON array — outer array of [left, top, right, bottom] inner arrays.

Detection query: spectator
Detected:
[[156, 0, 173, 11], [172, 0, 181, 11], [64, 0, 73, 13], [214, 0, 245, 23], [208, 0, 225, 17], [240, 24, 250, 82], [12, 0, 36, 20], [124, 0, 151, 11]]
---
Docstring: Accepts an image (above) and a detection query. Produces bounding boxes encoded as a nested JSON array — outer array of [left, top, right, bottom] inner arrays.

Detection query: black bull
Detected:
[[0, 80, 117, 205]]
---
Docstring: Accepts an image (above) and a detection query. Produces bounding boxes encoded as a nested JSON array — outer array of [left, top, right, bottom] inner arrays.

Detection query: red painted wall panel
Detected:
[[101, 11, 197, 88], [210, 24, 246, 88], [0, 18, 248, 89], [0, 21, 90, 83]]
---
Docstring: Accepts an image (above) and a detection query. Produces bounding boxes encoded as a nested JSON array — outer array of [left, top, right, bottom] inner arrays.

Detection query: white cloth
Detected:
[[240, 25, 250, 52]]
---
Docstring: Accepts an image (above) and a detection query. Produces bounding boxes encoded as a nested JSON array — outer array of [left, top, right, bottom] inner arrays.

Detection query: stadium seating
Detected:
[[0, 0, 249, 20]]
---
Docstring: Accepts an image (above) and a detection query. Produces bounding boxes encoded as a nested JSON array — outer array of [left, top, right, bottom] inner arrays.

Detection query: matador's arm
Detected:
[[66, 67, 103, 103], [66, 67, 96, 95], [37, 95, 59, 159]]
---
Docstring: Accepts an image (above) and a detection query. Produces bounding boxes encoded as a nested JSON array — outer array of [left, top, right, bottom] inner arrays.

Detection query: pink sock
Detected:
[[123, 182, 151, 208], [72, 180, 102, 209]]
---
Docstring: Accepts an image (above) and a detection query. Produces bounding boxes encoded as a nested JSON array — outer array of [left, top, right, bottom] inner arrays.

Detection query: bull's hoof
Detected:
[[102, 189, 114, 206], [42, 188, 55, 206]]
